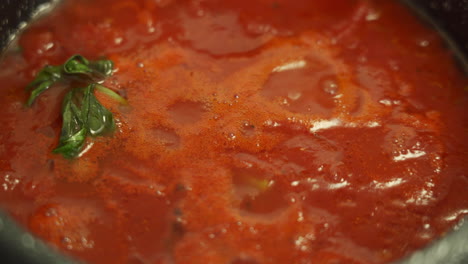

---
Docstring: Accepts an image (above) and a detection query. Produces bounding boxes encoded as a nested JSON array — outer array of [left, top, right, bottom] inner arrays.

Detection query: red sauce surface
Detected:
[[0, 0, 467, 263]]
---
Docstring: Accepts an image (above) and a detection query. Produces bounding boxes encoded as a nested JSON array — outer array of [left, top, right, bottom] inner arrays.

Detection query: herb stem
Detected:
[[95, 84, 127, 105]]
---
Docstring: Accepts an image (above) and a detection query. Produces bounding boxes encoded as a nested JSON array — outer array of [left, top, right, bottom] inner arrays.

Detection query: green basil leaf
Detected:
[[26, 65, 62, 106], [52, 85, 116, 158], [90, 60, 114, 77], [27, 65, 62, 89], [82, 84, 115, 136], [63, 55, 114, 78], [63, 55, 92, 75], [52, 90, 87, 159], [26, 55, 115, 107], [52, 128, 87, 159], [26, 80, 55, 106]]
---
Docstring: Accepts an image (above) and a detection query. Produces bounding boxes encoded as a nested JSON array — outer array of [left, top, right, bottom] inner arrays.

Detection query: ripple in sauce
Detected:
[[0, 0, 467, 264]]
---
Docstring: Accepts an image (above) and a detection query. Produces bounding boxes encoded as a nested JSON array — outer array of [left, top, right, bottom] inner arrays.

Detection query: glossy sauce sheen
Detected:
[[0, 0, 467, 263]]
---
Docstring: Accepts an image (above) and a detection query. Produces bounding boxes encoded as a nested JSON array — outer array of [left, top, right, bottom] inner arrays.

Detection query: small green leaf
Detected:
[[53, 128, 87, 159], [52, 85, 117, 159], [63, 55, 92, 75], [63, 55, 114, 78], [53, 90, 87, 159], [91, 60, 114, 77], [26, 65, 62, 106], [82, 84, 115, 136], [28, 65, 62, 88], [26, 55, 116, 107]]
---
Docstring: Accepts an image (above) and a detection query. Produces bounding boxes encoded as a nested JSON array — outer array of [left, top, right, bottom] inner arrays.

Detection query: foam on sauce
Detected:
[[0, 0, 467, 263]]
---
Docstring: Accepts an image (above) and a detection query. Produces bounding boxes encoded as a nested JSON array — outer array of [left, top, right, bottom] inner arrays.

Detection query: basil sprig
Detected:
[[26, 55, 125, 159]]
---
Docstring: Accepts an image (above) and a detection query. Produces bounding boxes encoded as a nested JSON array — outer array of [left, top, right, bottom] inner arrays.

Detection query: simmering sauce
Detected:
[[0, 0, 467, 263]]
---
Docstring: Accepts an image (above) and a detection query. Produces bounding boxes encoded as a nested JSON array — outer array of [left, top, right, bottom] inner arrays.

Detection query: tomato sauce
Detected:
[[0, 0, 467, 263]]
